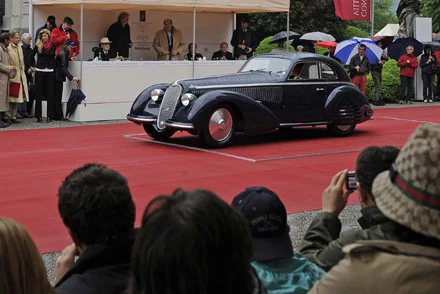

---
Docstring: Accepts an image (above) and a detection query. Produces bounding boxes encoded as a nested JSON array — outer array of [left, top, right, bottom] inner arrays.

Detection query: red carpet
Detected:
[[1, 106, 439, 253]]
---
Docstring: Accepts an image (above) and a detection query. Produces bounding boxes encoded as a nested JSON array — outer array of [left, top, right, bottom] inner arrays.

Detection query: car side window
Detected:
[[289, 62, 319, 80], [321, 62, 338, 80]]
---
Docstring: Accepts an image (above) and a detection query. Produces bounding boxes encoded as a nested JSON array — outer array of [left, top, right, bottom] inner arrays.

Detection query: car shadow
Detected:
[[155, 126, 372, 149]]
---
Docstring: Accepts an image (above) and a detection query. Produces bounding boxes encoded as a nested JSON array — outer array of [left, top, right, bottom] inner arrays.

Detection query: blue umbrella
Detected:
[[334, 37, 383, 65], [387, 37, 423, 60]]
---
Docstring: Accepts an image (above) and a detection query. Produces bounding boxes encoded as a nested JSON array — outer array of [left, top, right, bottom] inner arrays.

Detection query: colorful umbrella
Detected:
[[314, 41, 338, 49], [334, 37, 383, 64]]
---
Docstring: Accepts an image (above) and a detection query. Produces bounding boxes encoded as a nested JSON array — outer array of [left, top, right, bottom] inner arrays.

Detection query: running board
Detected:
[[279, 122, 330, 127]]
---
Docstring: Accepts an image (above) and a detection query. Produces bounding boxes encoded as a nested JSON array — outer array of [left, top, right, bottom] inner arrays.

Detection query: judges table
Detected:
[[62, 60, 246, 122]]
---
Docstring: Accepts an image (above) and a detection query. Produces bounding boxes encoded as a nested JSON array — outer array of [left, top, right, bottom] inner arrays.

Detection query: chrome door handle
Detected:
[[316, 88, 325, 91]]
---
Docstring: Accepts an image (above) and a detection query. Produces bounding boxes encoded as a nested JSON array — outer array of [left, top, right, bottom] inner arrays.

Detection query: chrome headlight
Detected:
[[151, 89, 164, 102], [181, 93, 196, 106]]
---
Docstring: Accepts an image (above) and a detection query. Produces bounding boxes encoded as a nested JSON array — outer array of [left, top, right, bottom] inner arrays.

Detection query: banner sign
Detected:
[[334, 0, 371, 21]]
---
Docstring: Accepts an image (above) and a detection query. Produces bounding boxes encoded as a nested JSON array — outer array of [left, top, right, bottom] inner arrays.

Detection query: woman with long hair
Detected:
[[29, 28, 55, 122], [0, 217, 55, 294]]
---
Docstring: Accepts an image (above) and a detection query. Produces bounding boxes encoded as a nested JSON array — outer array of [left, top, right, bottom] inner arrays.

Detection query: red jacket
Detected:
[[434, 51, 440, 67], [397, 53, 418, 77], [51, 26, 80, 56]]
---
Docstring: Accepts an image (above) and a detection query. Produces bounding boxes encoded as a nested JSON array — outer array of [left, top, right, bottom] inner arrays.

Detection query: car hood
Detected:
[[177, 72, 281, 91]]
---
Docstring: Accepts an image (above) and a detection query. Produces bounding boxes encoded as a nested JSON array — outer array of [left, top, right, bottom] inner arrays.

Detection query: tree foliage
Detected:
[[365, 59, 401, 102], [422, 0, 440, 33], [344, 26, 370, 39]]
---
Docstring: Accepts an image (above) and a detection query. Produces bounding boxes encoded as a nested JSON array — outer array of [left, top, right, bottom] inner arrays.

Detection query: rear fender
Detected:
[[188, 90, 279, 133], [130, 83, 169, 115]]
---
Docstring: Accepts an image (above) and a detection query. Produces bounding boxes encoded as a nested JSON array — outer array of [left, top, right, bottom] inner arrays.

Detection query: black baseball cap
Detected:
[[231, 186, 293, 262], [63, 16, 74, 25]]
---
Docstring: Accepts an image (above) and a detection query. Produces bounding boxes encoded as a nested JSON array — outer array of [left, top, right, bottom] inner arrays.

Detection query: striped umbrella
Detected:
[[334, 37, 383, 64]]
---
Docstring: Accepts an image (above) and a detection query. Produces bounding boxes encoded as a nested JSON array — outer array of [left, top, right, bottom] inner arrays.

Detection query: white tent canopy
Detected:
[[31, 0, 290, 13], [374, 24, 399, 37]]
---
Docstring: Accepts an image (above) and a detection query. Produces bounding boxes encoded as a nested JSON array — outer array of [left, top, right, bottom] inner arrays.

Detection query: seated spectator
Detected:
[[232, 186, 325, 294], [55, 163, 136, 294], [128, 188, 264, 294], [94, 37, 121, 61], [300, 146, 399, 271], [289, 65, 303, 80], [308, 124, 440, 293], [212, 41, 234, 60], [0, 217, 55, 294], [185, 43, 203, 61]]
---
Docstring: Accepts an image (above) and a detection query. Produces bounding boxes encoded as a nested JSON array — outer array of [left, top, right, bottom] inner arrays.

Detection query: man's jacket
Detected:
[[299, 206, 400, 271], [51, 26, 80, 56], [348, 54, 370, 76], [308, 240, 440, 294]]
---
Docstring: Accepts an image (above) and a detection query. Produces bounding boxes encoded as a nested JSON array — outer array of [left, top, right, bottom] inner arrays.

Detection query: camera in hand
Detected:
[[346, 171, 357, 190]]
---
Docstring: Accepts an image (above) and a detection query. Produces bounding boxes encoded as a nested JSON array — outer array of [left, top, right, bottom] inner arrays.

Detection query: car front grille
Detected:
[[157, 85, 182, 130]]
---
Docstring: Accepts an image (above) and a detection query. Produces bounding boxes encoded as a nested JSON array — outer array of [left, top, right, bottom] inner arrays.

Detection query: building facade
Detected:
[[0, 0, 30, 33]]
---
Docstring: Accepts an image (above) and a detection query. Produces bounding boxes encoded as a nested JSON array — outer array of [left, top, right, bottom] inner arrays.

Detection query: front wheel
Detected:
[[143, 124, 175, 140], [200, 105, 236, 148], [327, 124, 356, 137]]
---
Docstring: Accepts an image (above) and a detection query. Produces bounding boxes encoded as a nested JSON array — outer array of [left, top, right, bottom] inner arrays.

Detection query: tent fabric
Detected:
[[374, 24, 399, 37], [32, 0, 290, 13]]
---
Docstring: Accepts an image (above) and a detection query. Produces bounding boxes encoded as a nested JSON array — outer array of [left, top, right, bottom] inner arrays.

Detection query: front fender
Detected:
[[130, 83, 169, 115], [325, 85, 372, 124], [188, 90, 279, 133]]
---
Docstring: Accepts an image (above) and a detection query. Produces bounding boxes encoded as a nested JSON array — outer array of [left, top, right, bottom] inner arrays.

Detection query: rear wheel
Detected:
[[327, 124, 356, 137], [200, 105, 236, 148], [143, 124, 175, 140]]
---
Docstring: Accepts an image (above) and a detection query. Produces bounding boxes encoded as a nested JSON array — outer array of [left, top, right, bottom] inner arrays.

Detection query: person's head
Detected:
[[9, 31, 20, 45], [355, 146, 400, 208], [232, 186, 293, 262], [220, 41, 228, 52], [36, 29, 50, 53], [358, 44, 366, 56], [296, 45, 303, 52], [163, 18, 173, 32], [46, 15, 56, 30], [118, 12, 129, 26], [130, 188, 256, 294], [373, 124, 440, 242], [376, 40, 383, 48], [240, 15, 250, 30], [0, 32, 11, 46], [58, 163, 135, 249], [21, 33, 32, 45], [406, 45, 414, 55], [0, 217, 55, 294], [99, 37, 112, 51], [62, 16, 74, 31], [424, 45, 432, 55], [188, 42, 197, 54]]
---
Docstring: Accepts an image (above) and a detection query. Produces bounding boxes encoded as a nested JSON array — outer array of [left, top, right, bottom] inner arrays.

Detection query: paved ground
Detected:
[[2, 101, 433, 284]]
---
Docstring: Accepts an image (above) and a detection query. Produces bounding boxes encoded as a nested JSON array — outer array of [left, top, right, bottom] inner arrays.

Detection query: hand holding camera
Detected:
[[322, 170, 354, 216]]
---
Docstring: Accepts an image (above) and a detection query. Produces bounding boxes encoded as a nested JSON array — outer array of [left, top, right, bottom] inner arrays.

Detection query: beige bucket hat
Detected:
[[99, 37, 112, 44], [372, 124, 440, 240]]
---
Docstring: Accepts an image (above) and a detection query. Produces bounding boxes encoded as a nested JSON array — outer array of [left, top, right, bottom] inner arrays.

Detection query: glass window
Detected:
[[240, 57, 292, 77], [289, 62, 320, 80], [321, 62, 338, 80]]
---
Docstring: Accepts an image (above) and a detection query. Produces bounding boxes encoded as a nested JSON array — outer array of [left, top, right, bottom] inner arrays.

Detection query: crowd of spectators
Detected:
[[1, 124, 440, 293]]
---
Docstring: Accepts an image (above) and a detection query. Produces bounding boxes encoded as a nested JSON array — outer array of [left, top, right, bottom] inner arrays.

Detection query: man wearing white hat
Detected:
[[94, 37, 121, 61], [308, 124, 440, 294]]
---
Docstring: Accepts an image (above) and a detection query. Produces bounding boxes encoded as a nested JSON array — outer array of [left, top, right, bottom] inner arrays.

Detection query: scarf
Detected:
[[43, 41, 53, 52]]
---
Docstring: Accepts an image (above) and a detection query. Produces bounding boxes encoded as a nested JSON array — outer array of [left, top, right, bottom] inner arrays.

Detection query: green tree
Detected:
[[422, 0, 440, 33], [344, 26, 369, 39]]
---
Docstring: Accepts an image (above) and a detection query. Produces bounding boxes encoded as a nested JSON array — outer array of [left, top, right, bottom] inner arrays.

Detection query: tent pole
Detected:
[[192, 7, 196, 78], [29, 0, 33, 46], [370, 0, 375, 38], [286, 10, 289, 49], [80, 3, 84, 80]]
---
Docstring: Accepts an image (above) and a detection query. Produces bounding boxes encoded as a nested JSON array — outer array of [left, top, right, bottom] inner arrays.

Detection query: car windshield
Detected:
[[239, 57, 292, 76]]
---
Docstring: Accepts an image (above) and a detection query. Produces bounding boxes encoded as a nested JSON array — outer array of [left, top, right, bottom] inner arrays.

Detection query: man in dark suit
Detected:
[[212, 42, 234, 60], [230, 15, 258, 60], [94, 37, 119, 61], [107, 12, 132, 58]]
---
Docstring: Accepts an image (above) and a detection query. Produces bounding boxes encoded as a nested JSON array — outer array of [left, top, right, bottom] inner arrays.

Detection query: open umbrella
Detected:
[[387, 37, 423, 60], [300, 32, 335, 41], [423, 41, 440, 51], [65, 84, 86, 118], [314, 41, 338, 49], [269, 31, 300, 44], [334, 37, 383, 64]]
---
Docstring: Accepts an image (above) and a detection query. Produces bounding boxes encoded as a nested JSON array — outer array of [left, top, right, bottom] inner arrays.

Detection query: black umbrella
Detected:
[[269, 31, 300, 44], [423, 41, 440, 51], [387, 37, 423, 60], [65, 86, 86, 118]]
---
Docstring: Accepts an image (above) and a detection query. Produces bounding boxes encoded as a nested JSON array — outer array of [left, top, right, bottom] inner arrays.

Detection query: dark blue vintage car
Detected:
[[127, 52, 373, 148]]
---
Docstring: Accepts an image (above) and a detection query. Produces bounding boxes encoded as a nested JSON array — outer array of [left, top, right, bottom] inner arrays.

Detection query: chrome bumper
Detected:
[[127, 114, 194, 130]]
